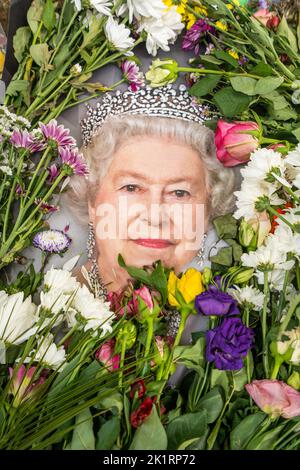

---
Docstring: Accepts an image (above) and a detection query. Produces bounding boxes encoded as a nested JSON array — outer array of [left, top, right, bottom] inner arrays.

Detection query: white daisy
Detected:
[[240, 148, 286, 183], [25, 334, 66, 370], [137, 6, 184, 56], [270, 225, 300, 258], [71, 0, 82, 11], [126, 0, 166, 23], [44, 267, 80, 295], [241, 240, 294, 272], [104, 16, 135, 52], [228, 286, 264, 311], [234, 181, 284, 221], [285, 143, 300, 167], [90, 0, 112, 15]]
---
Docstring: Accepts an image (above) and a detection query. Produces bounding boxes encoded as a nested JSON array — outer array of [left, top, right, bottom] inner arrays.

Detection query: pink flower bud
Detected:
[[8, 365, 46, 407], [95, 339, 120, 371], [132, 286, 154, 313], [253, 8, 274, 26], [245, 379, 300, 419], [215, 120, 260, 167]]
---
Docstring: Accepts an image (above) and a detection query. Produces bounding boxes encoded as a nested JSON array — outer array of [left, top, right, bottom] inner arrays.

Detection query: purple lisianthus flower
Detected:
[[182, 19, 215, 55], [195, 286, 240, 317], [39, 120, 76, 148], [59, 147, 89, 176], [121, 60, 144, 92], [206, 317, 254, 370]]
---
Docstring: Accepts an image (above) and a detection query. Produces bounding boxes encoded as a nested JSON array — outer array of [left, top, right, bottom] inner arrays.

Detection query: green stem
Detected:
[[267, 205, 296, 232], [270, 357, 282, 380], [244, 305, 252, 384], [279, 294, 300, 334], [118, 335, 128, 389], [25, 146, 51, 201], [262, 271, 270, 378]]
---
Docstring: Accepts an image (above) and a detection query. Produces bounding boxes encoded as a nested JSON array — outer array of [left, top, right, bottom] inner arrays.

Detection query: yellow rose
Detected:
[[168, 268, 203, 307], [0, 51, 5, 74]]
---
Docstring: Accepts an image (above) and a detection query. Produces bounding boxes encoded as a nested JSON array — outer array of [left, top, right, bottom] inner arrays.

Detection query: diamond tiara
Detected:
[[81, 84, 215, 146]]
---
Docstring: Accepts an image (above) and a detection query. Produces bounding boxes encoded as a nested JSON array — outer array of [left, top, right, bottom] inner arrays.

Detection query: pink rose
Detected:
[[215, 120, 259, 167], [253, 8, 274, 26], [133, 286, 154, 313], [245, 379, 300, 419], [107, 289, 135, 318], [95, 339, 120, 371]]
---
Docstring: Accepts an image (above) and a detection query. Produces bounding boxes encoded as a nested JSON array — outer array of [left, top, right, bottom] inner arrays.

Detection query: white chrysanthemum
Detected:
[[276, 207, 300, 228], [285, 143, 300, 167], [256, 268, 290, 290], [0, 291, 38, 345], [241, 240, 294, 272], [126, 0, 166, 22], [104, 16, 135, 52], [240, 148, 286, 183], [228, 286, 264, 311], [44, 267, 80, 294], [25, 334, 66, 370], [234, 181, 284, 221], [90, 0, 112, 15], [270, 225, 300, 258], [137, 6, 184, 56], [71, 285, 115, 334], [38, 289, 73, 326]]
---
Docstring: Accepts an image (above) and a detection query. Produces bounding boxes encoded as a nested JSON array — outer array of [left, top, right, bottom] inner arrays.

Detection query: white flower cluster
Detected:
[[72, 0, 184, 56], [42, 267, 115, 335], [0, 265, 115, 369], [234, 146, 300, 289]]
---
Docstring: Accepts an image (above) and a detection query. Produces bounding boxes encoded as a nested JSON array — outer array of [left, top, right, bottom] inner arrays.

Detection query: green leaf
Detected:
[[225, 239, 243, 262], [185, 428, 210, 450], [70, 408, 95, 450], [210, 369, 229, 396], [268, 106, 298, 121], [278, 16, 298, 53], [97, 391, 123, 415], [173, 337, 206, 373], [292, 127, 300, 141], [82, 17, 103, 49], [230, 412, 266, 450], [250, 62, 274, 77], [42, 0, 56, 32], [195, 387, 224, 424], [27, 0, 45, 34], [210, 247, 233, 267], [5, 80, 29, 97], [230, 77, 257, 96], [255, 76, 284, 95], [96, 416, 120, 450], [213, 87, 252, 117], [130, 405, 167, 450], [263, 91, 289, 111], [246, 424, 286, 450], [213, 214, 238, 239], [149, 261, 168, 304], [13, 27, 32, 63], [199, 54, 223, 66], [189, 75, 222, 97], [118, 254, 150, 285], [53, 44, 70, 68], [231, 367, 248, 391], [30, 44, 51, 67], [214, 50, 239, 68], [166, 410, 207, 450]]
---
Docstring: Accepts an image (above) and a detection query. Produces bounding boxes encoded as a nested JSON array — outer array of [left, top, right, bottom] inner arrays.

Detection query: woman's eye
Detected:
[[172, 190, 190, 198], [121, 184, 139, 192]]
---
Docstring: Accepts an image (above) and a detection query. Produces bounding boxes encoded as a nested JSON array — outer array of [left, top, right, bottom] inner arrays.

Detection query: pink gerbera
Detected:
[[39, 120, 76, 148], [59, 147, 89, 176], [10, 130, 45, 153]]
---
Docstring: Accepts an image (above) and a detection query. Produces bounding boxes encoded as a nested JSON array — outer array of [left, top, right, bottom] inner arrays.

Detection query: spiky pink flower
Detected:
[[34, 198, 60, 213], [47, 164, 60, 183], [10, 129, 46, 153], [9, 365, 47, 407], [39, 119, 76, 148], [59, 147, 89, 176], [121, 60, 144, 92]]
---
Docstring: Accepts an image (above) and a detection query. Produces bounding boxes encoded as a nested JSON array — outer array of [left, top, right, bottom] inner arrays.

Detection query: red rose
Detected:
[[130, 397, 153, 428], [130, 379, 146, 400]]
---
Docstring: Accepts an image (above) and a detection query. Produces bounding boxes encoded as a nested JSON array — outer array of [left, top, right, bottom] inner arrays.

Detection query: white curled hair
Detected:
[[67, 114, 236, 224]]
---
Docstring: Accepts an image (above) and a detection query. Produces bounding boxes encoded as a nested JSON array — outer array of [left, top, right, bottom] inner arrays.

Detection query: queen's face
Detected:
[[89, 135, 208, 290]]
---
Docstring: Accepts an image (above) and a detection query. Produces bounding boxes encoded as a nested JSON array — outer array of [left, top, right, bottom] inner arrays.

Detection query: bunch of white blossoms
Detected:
[[41, 267, 115, 335], [234, 146, 300, 289], [72, 0, 184, 56]]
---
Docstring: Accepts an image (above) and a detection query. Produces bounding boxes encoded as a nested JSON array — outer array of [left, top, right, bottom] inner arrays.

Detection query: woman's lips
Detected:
[[132, 239, 173, 249]]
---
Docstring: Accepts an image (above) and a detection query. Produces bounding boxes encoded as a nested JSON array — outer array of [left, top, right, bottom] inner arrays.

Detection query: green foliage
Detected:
[[129, 406, 168, 450]]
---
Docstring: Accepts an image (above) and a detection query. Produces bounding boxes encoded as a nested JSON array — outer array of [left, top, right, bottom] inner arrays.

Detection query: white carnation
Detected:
[[104, 16, 135, 52]]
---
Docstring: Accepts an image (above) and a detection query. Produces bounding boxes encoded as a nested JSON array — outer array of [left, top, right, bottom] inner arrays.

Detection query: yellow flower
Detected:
[[168, 268, 203, 307], [186, 12, 196, 29], [0, 51, 5, 74], [226, 3, 233, 9], [194, 5, 208, 16], [215, 20, 228, 31], [163, 0, 187, 15], [228, 49, 239, 60]]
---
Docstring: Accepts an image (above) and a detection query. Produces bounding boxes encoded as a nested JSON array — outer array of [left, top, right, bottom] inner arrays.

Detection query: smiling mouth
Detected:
[[132, 239, 174, 249]]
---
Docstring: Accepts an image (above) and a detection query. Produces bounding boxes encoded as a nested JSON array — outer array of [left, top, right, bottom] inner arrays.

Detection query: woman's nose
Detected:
[[140, 189, 169, 227]]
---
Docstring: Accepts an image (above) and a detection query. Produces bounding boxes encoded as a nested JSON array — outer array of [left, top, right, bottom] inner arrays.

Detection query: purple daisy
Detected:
[[182, 19, 216, 55], [121, 60, 144, 92], [39, 120, 76, 148], [33, 229, 71, 253], [47, 164, 60, 183], [206, 317, 254, 371], [10, 129, 46, 153], [34, 198, 60, 213], [59, 147, 89, 176]]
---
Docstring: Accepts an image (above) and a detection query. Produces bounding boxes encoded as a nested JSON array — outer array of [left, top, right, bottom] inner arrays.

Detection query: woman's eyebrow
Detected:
[[113, 170, 196, 184]]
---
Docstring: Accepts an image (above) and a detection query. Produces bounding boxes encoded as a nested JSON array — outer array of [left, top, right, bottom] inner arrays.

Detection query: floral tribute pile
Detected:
[[1, 0, 300, 451]]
